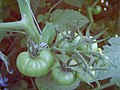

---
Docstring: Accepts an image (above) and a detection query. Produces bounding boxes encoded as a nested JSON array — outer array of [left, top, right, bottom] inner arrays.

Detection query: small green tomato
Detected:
[[92, 5, 102, 15], [52, 67, 77, 86]]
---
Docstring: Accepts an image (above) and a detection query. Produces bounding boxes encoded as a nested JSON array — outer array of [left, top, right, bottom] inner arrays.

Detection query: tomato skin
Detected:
[[52, 67, 77, 86], [92, 5, 102, 15], [16, 50, 54, 77]]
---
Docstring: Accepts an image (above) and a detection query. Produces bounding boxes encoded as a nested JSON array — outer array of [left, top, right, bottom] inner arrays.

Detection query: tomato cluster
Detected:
[[16, 30, 99, 86]]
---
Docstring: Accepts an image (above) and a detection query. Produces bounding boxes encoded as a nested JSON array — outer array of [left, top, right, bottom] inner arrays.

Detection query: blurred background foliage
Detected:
[[0, 0, 120, 90]]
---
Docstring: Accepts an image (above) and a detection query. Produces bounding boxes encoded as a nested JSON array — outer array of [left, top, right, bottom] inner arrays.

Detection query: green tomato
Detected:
[[92, 5, 102, 15], [76, 36, 98, 52], [16, 50, 54, 77], [56, 32, 75, 50], [56, 32, 98, 52], [52, 66, 77, 86], [77, 67, 95, 83], [77, 41, 98, 52]]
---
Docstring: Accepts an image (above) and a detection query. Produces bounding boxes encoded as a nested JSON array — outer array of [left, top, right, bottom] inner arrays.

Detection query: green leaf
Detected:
[[10, 80, 28, 90], [37, 14, 45, 23], [110, 77, 120, 87], [39, 0, 46, 8], [0, 51, 13, 74], [63, 0, 84, 8], [31, 0, 41, 13], [35, 74, 80, 90], [20, 80, 28, 88], [42, 23, 56, 44], [50, 9, 89, 32], [37, 13, 50, 23], [96, 37, 120, 80], [0, 30, 6, 41]]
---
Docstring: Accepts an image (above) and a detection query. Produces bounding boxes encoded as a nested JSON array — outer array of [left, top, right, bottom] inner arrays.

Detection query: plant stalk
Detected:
[[17, 0, 42, 44]]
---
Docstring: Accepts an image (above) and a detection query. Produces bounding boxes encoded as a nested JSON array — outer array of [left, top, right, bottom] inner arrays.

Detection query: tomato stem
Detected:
[[91, 0, 100, 9], [73, 50, 89, 71], [17, 0, 42, 44], [0, 21, 25, 30], [60, 61, 68, 71], [48, 0, 62, 13], [52, 36, 66, 48]]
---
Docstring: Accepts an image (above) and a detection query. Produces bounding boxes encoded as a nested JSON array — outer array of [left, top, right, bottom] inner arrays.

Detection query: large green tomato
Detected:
[[52, 66, 77, 86], [16, 50, 54, 77]]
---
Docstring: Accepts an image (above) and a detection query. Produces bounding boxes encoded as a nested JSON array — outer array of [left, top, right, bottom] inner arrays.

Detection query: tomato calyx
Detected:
[[57, 54, 80, 72], [59, 61, 68, 71], [28, 40, 48, 58]]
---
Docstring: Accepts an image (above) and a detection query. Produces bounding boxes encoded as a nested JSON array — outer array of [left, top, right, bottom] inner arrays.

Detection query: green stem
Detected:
[[91, 67, 108, 71], [73, 49, 89, 71], [17, 0, 42, 44], [91, 0, 100, 9], [87, 7, 94, 23], [87, 0, 100, 22], [48, 0, 62, 13], [52, 36, 66, 48], [0, 21, 24, 30]]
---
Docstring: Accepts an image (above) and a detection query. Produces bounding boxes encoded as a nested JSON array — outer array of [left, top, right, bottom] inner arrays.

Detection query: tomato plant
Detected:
[[0, 0, 119, 90], [16, 50, 54, 77]]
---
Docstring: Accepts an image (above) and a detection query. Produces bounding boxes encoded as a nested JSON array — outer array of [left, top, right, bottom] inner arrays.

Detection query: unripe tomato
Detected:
[[76, 36, 98, 52], [56, 32, 75, 50], [52, 66, 77, 86], [16, 50, 54, 77], [92, 5, 102, 15], [56, 32, 98, 52], [77, 67, 95, 82]]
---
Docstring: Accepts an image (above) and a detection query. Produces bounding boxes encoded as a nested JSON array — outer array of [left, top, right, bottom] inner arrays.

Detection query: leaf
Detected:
[[63, 0, 84, 7], [0, 51, 13, 74], [31, 0, 45, 13], [37, 14, 45, 23], [20, 80, 28, 88], [110, 77, 120, 87], [31, 0, 41, 13], [96, 37, 120, 80], [50, 9, 89, 32], [42, 23, 56, 44], [10, 80, 28, 90], [37, 13, 50, 23], [0, 30, 6, 41], [35, 74, 80, 90], [39, 0, 46, 8]]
